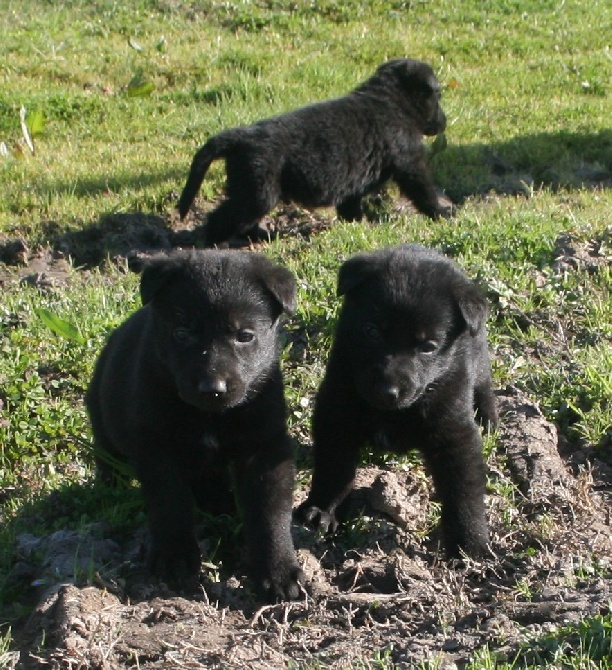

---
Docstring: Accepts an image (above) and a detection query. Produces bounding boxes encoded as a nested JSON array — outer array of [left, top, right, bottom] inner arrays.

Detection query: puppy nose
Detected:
[[376, 381, 400, 400], [198, 378, 227, 396]]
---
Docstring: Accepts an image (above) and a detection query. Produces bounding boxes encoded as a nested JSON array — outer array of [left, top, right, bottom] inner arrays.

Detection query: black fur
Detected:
[[295, 244, 498, 558], [86, 249, 303, 601], [178, 58, 449, 244]]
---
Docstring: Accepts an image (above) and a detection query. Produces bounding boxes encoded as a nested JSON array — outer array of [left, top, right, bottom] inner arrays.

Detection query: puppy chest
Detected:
[[171, 426, 228, 472], [369, 411, 424, 454]]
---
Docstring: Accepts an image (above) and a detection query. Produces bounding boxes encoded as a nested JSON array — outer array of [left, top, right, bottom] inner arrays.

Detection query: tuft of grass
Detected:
[[467, 612, 612, 669]]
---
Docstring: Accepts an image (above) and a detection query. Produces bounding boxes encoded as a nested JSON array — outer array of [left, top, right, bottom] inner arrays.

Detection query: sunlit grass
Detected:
[[0, 0, 610, 664]]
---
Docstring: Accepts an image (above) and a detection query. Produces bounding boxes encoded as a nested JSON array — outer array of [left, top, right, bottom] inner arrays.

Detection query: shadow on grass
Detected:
[[31, 165, 184, 201], [0, 480, 140, 619], [2, 129, 608, 269], [45, 211, 191, 268], [433, 128, 611, 202]]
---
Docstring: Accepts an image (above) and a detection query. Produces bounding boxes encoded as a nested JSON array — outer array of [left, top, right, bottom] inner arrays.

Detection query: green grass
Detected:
[[466, 613, 612, 669], [0, 0, 611, 665]]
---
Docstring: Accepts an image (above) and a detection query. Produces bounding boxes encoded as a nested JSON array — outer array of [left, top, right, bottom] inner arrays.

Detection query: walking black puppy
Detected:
[[178, 58, 449, 244], [296, 245, 498, 558], [86, 249, 303, 601]]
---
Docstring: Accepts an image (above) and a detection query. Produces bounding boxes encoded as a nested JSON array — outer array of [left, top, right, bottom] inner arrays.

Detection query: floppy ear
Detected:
[[397, 60, 435, 92], [454, 281, 488, 336], [259, 263, 297, 315], [139, 254, 185, 305], [337, 253, 380, 296]]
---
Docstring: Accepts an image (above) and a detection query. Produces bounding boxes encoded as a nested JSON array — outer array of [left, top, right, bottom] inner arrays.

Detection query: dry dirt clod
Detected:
[[13, 388, 612, 669]]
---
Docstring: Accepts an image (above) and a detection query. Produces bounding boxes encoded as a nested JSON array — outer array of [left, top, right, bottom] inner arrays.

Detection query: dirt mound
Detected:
[[10, 389, 610, 669], [0, 203, 333, 281]]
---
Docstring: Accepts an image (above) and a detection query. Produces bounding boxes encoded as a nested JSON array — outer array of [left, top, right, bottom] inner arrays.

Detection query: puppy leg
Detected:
[[234, 439, 303, 602], [192, 467, 236, 517], [394, 160, 451, 220], [336, 195, 364, 221], [135, 444, 201, 584], [204, 155, 280, 244], [422, 422, 489, 558], [295, 393, 362, 532], [205, 199, 270, 245], [474, 380, 498, 433]]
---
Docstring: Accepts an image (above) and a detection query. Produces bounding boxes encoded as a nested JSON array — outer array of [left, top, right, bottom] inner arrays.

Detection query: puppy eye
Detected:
[[173, 327, 191, 344], [363, 323, 380, 340], [235, 329, 255, 344], [419, 340, 438, 354]]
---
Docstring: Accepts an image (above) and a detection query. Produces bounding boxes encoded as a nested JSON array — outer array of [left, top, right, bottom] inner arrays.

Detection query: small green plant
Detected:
[[0, 626, 18, 668], [35, 308, 85, 343], [351, 648, 401, 669], [513, 576, 535, 602], [518, 613, 612, 668]]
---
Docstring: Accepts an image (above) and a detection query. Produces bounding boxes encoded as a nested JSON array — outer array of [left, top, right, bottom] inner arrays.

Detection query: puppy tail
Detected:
[[178, 136, 226, 219]]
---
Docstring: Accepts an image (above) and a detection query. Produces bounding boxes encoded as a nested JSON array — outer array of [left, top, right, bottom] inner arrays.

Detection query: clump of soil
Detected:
[[0, 190, 455, 279], [0, 204, 333, 279], [2, 218, 610, 667], [11, 389, 612, 669]]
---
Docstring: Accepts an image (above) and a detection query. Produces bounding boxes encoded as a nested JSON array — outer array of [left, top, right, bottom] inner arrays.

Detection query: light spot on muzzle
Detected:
[[198, 377, 228, 398]]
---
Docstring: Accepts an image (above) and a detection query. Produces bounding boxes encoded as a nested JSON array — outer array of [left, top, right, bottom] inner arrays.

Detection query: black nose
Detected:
[[376, 381, 400, 400], [198, 378, 227, 397]]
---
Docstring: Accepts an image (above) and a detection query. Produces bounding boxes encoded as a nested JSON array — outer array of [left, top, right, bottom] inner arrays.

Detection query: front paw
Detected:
[[258, 560, 305, 602], [148, 535, 201, 585], [436, 201, 454, 219], [294, 500, 338, 534], [445, 523, 491, 561]]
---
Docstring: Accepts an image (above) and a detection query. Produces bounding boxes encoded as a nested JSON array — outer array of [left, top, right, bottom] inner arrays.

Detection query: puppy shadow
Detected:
[[434, 129, 611, 203], [37, 211, 207, 270], [22, 204, 333, 272], [4, 129, 607, 273], [1, 472, 313, 630]]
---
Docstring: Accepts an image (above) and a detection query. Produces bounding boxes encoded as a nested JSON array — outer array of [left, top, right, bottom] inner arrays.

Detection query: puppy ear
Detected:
[[455, 281, 488, 336], [400, 61, 439, 95], [259, 264, 297, 315], [140, 254, 184, 305], [337, 254, 380, 296]]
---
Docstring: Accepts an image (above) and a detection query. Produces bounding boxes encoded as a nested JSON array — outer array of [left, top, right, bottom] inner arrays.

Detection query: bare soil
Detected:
[[2, 214, 611, 669], [8, 392, 611, 669]]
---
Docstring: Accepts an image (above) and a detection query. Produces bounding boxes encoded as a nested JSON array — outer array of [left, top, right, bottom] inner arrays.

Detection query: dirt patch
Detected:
[[0, 191, 456, 281], [0, 240, 73, 290], [552, 229, 612, 275], [10, 389, 611, 669], [0, 203, 334, 280]]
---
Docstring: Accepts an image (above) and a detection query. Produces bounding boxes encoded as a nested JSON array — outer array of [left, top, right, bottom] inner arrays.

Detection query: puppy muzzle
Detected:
[[178, 375, 244, 412], [424, 118, 446, 137], [367, 378, 422, 411]]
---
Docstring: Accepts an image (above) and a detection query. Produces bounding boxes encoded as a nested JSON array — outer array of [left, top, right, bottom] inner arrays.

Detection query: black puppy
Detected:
[[296, 244, 498, 558], [178, 58, 449, 244], [86, 250, 303, 601]]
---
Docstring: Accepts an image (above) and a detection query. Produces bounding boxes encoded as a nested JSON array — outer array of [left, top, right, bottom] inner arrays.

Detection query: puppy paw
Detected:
[[294, 501, 338, 534], [148, 536, 201, 586], [438, 203, 454, 219], [446, 530, 491, 561], [258, 561, 305, 602]]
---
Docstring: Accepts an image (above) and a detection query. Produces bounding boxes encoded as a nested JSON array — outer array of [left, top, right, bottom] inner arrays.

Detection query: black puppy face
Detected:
[[419, 74, 446, 136], [378, 58, 447, 136], [141, 251, 296, 413], [337, 246, 486, 412]]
